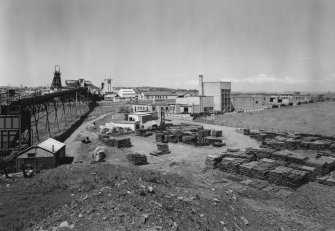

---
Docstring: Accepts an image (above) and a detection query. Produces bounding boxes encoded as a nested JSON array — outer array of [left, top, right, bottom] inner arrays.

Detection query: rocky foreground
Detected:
[[1, 163, 283, 231]]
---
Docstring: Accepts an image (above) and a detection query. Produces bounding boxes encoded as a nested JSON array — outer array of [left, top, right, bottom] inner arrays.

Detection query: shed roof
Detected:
[[142, 91, 177, 96], [37, 138, 65, 153]]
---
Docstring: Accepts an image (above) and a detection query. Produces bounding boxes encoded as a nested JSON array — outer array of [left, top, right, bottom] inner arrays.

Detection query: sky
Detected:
[[1, 0, 335, 92]]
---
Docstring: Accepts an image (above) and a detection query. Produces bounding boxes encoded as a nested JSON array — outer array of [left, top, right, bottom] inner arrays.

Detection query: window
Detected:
[[256, 101, 258, 104], [28, 153, 36, 158]]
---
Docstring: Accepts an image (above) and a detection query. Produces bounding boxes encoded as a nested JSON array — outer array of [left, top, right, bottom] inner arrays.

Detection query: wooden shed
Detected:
[[16, 138, 65, 171]]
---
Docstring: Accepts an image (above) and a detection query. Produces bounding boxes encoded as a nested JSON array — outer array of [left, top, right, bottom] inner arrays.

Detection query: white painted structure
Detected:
[[118, 89, 136, 99]]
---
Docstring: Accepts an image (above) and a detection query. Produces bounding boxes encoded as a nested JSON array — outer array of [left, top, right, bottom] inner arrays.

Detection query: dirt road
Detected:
[[65, 112, 113, 162]]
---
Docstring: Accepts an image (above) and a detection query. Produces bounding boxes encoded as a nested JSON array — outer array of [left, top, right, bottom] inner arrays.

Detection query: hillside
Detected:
[[197, 102, 335, 136], [0, 164, 279, 231]]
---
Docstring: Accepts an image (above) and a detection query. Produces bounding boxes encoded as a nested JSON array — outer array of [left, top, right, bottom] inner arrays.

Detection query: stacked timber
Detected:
[[284, 139, 301, 150], [268, 166, 308, 188], [289, 164, 317, 181], [309, 141, 326, 150], [155, 133, 166, 142], [150, 142, 171, 156], [213, 142, 226, 147], [286, 152, 308, 165], [157, 142, 169, 152], [203, 129, 212, 136], [305, 156, 335, 176], [126, 153, 148, 165], [217, 158, 246, 174], [195, 137, 210, 146], [239, 161, 259, 177], [271, 150, 291, 161], [102, 137, 114, 146], [211, 130, 222, 137], [207, 137, 223, 145], [205, 154, 223, 168], [243, 128, 250, 135], [251, 162, 275, 180], [143, 131, 153, 137], [167, 134, 179, 143], [113, 137, 132, 148], [182, 135, 197, 145], [245, 148, 260, 161]]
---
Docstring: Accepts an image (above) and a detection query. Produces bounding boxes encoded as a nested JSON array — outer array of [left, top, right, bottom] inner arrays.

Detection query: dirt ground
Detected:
[[61, 112, 335, 230], [2, 107, 335, 230]]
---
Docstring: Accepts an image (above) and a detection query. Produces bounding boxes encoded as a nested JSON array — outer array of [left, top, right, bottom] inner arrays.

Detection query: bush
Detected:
[[272, 105, 279, 108], [118, 105, 130, 113], [288, 102, 293, 106]]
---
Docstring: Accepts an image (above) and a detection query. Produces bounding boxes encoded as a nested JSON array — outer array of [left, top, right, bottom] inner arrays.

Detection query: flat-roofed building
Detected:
[[175, 96, 214, 114], [139, 91, 177, 100], [231, 95, 265, 111], [199, 75, 231, 112]]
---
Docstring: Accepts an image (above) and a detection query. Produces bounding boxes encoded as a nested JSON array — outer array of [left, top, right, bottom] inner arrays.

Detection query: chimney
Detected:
[[199, 75, 204, 96]]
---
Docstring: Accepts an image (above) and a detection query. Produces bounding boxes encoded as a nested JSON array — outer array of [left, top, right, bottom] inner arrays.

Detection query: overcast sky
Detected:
[[1, 0, 335, 92]]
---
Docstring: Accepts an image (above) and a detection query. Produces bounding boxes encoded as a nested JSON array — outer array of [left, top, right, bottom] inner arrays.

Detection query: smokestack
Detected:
[[199, 75, 204, 96]]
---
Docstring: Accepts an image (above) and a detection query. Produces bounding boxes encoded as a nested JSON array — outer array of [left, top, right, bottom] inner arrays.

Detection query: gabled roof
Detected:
[[37, 138, 65, 153], [141, 91, 177, 96]]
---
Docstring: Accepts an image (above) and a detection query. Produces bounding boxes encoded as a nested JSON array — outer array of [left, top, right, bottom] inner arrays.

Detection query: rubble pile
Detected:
[[126, 153, 148, 165]]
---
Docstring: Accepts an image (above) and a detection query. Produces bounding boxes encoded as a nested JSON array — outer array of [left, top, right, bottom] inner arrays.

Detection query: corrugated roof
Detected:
[[142, 91, 176, 96], [37, 138, 65, 153]]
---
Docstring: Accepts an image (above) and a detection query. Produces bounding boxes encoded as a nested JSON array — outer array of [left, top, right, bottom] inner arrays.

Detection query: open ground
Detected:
[[1, 105, 335, 231], [196, 102, 335, 136]]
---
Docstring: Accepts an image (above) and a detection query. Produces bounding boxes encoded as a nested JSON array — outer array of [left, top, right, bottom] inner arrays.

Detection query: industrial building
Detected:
[[131, 102, 175, 114], [101, 78, 114, 95], [117, 89, 136, 99], [127, 112, 158, 125], [139, 91, 177, 100], [199, 75, 232, 112], [16, 138, 66, 171], [231, 95, 265, 111], [175, 96, 214, 114]]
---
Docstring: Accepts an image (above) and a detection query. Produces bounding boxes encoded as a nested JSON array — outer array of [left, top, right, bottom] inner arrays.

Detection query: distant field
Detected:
[[196, 102, 335, 136]]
